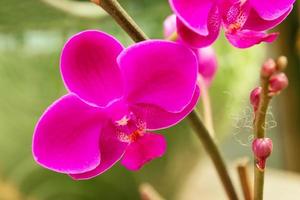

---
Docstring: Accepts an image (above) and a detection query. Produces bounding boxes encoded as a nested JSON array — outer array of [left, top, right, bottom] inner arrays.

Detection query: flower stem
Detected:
[[254, 76, 271, 139], [189, 111, 238, 200], [91, 1, 238, 199], [253, 69, 271, 200], [253, 56, 288, 200], [91, 0, 148, 42], [197, 76, 215, 136]]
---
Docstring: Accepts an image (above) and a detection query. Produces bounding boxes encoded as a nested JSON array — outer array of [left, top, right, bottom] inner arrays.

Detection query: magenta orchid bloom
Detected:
[[169, 0, 295, 48], [32, 30, 199, 180], [164, 14, 218, 86]]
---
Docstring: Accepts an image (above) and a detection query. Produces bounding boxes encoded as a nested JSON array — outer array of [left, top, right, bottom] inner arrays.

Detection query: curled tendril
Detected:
[[231, 105, 277, 146]]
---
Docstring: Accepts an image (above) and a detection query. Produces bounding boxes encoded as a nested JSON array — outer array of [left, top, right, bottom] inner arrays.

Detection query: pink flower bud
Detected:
[[252, 138, 273, 171], [163, 14, 177, 39], [250, 87, 262, 111], [196, 47, 218, 86], [269, 72, 288, 95], [261, 59, 276, 77], [276, 56, 288, 71]]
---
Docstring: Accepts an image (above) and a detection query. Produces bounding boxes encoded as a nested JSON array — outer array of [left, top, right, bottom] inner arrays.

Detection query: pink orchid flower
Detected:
[[169, 0, 295, 48], [32, 30, 199, 180], [164, 14, 218, 86]]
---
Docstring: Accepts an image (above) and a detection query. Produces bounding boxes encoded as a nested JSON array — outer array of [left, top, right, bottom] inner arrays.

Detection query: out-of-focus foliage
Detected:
[[0, 0, 268, 199]]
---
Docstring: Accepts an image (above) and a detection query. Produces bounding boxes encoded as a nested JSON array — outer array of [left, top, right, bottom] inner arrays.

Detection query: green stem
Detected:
[[189, 111, 238, 200], [92, 0, 148, 42], [254, 76, 271, 139], [254, 168, 265, 200], [91, 1, 238, 199], [253, 74, 272, 200], [197, 76, 215, 136]]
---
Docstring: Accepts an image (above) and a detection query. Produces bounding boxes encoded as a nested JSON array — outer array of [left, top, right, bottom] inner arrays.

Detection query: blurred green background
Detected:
[[0, 0, 299, 199]]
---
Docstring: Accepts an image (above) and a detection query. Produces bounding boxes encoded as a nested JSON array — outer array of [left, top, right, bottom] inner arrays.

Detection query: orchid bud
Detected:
[[196, 47, 218, 86], [252, 138, 273, 171], [269, 72, 289, 95], [163, 14, 177, 39], [261, 59, 276, 77], [276, 56, 288, 71], [250, 87, 262, 111]]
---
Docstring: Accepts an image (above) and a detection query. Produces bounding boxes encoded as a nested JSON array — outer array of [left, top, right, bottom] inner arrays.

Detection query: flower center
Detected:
[[225, 2, 249, 34], [227, 23, 241, 34], [114, 112, 146, 143]]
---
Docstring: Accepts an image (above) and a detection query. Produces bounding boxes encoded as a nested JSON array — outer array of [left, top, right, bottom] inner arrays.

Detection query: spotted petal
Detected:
[[60, 30, 124, 107], [176, 6, 221, 48], [169, 0, 217, 36]]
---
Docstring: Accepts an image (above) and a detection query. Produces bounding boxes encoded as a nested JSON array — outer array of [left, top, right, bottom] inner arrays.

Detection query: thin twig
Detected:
[[91, 1, 238, 199], [237, 158, 252, 200]]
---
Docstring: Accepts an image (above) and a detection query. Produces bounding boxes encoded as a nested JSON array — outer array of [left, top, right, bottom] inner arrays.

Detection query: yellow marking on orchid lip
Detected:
[[128, 129, 143, 142], [228, 23, 241, 33], [115, 115, 130, 126]]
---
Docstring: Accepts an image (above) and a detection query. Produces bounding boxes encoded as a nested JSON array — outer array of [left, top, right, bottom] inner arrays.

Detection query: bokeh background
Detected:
[[0, 0, 299, 199]]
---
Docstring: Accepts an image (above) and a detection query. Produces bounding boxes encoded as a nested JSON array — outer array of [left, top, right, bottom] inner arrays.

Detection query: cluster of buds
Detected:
[[250, 56, 289, 111], [252, 138, 273, 171], [250, 56, 289, 171], [262, 56, 289, 96]]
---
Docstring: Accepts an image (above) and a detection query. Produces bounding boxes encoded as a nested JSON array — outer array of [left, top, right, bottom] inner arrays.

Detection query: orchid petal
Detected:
[[169, 0, 217, 36], [60, 30, 124, 107], [226, 30, 278, 49], [118, 40, 198, 113], [249, 0, 295, 20], [176, 6, 221, 48], [70, 123, 128, 180], [32, 94, 104, 174], [121, 133, 166, 171], [131, 86, 200, 130], [243, 7, 293, 31]]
